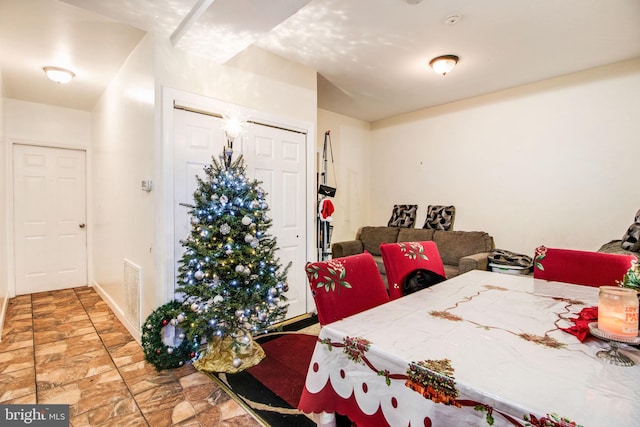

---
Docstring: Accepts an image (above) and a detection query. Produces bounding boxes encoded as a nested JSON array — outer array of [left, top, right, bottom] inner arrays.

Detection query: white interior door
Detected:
[[243, 126, 307, 319], [173, 109, 226, 287], [173, 108, 308, 320], [13, 144, 87, 295]]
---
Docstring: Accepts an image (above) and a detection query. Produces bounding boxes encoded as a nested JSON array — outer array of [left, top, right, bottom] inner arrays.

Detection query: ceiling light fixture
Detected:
[[43, 66, 75, 84], [429, 55, 459, 76]]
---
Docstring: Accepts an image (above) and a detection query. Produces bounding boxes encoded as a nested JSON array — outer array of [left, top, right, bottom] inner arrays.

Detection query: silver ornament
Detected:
[[194, 270, 204, 280], [177, 314, 185, 323], [232, 358, 242, 368], [213, 295, 224, 304], [244, 234, 254, 243], [235, 309, 244, 318], [167, 347, 174, 354], [242, 216, 252, 226], [220, 223, 231, 235], [235, 265, 245, 274], [170, 318, 178, 326], [268, 287, 278, 297], [191, 303, 199, 312]]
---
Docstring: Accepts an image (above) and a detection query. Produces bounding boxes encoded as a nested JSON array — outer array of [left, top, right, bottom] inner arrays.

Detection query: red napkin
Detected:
[[560, 306, 598, 342]]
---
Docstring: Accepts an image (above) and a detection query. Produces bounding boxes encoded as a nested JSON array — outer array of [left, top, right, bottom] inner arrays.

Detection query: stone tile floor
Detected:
[[0, 287, 262, 426]]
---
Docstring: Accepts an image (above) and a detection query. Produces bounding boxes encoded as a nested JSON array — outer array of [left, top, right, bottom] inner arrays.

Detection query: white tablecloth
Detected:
[[299, 270, 640, 427]]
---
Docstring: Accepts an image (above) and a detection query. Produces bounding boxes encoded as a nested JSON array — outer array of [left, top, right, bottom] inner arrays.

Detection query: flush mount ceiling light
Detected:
[[43, 66, 75, 84], [429, 55, 459, 76]]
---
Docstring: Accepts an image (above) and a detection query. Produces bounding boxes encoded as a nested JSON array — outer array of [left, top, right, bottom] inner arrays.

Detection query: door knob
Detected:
[[79, 223, 86, 228]]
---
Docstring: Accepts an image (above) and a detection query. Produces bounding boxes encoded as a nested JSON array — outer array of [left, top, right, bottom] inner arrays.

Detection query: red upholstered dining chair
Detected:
[[533, 245, 636, 287], [380, 241, 446, 300], [305, 252, 390, 325]]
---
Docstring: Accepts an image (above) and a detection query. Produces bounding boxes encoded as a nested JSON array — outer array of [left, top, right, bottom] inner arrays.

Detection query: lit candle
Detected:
[[598, 286, 639, 337]]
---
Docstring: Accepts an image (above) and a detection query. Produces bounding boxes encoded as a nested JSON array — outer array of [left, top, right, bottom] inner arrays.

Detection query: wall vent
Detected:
[[123, 259, 141, 331]]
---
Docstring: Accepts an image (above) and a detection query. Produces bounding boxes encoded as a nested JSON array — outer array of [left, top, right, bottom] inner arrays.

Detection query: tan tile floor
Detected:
[[0, 287, 263, 426]]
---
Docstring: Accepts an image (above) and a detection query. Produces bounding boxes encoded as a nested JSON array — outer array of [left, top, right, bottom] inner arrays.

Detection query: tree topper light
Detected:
[[221, 113, 247, 168], [222, 114, 246, 143]]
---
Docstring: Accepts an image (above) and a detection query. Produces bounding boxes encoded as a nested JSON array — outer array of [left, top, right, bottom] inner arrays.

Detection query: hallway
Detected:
[[0, 286, 262, 426]]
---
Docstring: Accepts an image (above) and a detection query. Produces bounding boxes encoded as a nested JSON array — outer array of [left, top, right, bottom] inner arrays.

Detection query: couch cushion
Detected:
[[443, 264, 460, 278], [359, 226, 400, 256], [397, 228, 435, 242], [433, 231, 494, 266]]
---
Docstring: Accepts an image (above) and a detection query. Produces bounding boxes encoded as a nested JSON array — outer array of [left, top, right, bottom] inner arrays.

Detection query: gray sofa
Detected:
[[598, 240, 639, 260], [332, 226, 495, 280]]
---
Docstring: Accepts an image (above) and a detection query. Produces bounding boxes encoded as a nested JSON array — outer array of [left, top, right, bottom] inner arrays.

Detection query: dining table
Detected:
[[297, 269, 640, 427]]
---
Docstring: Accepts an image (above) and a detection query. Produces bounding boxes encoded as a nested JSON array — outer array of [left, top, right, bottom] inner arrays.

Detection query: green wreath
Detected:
[[141, 300, 195, 370]]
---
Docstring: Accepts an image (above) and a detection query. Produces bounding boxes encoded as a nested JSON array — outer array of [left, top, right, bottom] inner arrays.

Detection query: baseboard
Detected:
[[90, 281, 142, 344]]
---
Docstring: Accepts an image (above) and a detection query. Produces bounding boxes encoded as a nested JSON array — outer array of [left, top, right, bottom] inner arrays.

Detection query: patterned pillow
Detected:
[[423, 205, 455, 231], [621, 223, 640, 251], [387, 204, 418, 228]]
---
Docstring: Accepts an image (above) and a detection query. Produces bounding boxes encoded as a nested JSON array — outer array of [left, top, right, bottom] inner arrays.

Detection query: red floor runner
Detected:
[[247, 333, 318, 408]]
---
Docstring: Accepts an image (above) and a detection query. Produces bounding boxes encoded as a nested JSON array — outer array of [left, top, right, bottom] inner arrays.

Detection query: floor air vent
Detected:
[[123, 259, 141, 330]]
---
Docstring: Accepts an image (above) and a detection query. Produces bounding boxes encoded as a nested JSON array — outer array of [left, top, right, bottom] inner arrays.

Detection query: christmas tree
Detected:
[[176, 148, 289, 372]]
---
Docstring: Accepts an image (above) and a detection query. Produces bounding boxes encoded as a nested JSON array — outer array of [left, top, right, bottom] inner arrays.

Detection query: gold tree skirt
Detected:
[[193, 335, 265, 373]]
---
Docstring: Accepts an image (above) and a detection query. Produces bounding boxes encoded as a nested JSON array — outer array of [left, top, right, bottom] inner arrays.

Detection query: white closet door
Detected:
[[173, 109, 308, 319], [243, 126, 308, 319]]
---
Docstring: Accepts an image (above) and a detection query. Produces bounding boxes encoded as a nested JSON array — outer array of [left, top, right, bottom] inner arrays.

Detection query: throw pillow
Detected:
[[423, 205, 455, 231], [621, 223, 640, 251], [387, 204, 418, 228]]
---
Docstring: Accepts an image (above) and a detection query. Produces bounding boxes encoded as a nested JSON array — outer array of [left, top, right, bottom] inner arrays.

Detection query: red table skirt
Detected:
[[298, 380, 397, 427]]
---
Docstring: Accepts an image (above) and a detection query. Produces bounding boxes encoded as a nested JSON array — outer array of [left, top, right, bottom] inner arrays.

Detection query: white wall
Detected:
[[368, 59, 640, 256], [91, 34, 155, 337], [317, 109, 371, 245]]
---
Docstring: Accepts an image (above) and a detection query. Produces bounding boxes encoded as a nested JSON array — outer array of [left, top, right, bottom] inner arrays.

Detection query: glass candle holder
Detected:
[[598, 286, 639, 337]]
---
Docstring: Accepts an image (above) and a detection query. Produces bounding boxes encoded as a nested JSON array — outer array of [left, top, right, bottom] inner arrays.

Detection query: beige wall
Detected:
[[366, 59, 640, 256], [156, 42, 317, 123], [91, 33, 155, 335], [317, 109, 371, 245]]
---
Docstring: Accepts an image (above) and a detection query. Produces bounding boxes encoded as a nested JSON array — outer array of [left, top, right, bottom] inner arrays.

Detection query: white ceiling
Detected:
[[1, 0, 639, 122]]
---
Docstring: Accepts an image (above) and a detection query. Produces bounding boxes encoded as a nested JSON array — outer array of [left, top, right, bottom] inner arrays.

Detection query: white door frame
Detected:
[[160, 87, 316, 314], [6, 139, 92, 298]]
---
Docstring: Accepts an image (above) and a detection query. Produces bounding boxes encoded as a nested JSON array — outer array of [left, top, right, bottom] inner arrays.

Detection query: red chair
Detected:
[[380, 241, 446, 300], [305, 252, 389, 325], [533, 246, 636, 287]]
